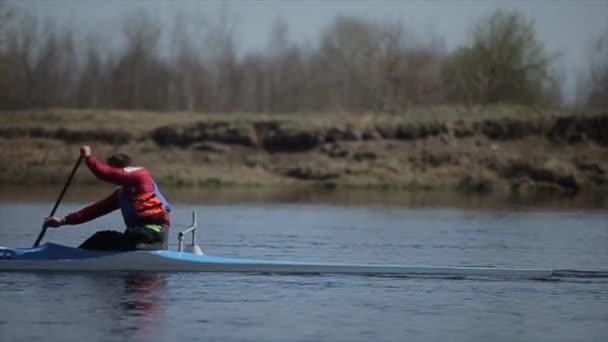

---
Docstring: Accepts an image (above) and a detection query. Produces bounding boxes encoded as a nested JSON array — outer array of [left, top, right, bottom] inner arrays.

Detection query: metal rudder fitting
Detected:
[[177, 211, 204, 255]]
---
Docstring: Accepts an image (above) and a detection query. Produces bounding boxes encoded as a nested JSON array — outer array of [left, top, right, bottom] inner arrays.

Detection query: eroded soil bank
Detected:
[[1, 107, 606, 195]]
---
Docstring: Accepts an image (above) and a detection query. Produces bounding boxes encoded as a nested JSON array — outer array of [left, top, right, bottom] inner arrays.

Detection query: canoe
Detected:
[[0, 242, 559, 278]]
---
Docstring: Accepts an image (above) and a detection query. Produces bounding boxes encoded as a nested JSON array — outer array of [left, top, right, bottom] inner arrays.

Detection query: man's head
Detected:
[[107, 153, 132, 168]]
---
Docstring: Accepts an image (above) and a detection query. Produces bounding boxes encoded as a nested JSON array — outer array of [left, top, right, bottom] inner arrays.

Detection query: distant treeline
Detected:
[[0, 3, 606, 112]]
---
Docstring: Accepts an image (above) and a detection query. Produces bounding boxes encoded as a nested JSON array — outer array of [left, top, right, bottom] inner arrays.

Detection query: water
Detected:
[[1, 189, 607, 341]]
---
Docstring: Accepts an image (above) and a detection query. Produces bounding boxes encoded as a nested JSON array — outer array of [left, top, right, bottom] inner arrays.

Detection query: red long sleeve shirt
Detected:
[[64, 156, 168, 226]]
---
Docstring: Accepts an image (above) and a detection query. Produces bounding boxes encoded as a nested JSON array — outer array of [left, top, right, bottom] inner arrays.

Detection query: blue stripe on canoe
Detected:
[[12, 243, 396, 267], [12, 243, 122, 260]]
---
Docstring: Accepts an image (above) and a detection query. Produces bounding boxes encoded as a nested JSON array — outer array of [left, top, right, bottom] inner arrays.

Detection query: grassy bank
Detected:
[[1, 106, 607, 194]]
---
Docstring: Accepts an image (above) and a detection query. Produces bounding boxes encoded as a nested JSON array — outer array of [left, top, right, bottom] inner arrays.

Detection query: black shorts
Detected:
[[78, 226, 167, 251]]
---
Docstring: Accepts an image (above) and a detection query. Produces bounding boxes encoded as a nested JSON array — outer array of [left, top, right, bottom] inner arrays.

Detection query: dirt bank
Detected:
[[1, 107, 606, 194]]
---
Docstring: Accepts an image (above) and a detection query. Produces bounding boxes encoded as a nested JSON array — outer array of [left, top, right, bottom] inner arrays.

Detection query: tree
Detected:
[[111, 10, 169, 110], [263, 17, 309, 113], [0, 0, 11, 47], [442, 9, 557, 105], [197, 4, 240, 112], [313, 16, 445, 112], [30, 22, 78, 107], [0, 9, 38, 109], [584, 27, 608, 108], [0, 0, 13, 108], [316, 16, 379, 111], [77, 34, 113, 108], [168, 12, 208, 112]]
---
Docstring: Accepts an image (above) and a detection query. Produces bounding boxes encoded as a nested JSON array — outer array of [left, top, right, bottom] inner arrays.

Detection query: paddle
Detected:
[[33, 155, 84, 247]]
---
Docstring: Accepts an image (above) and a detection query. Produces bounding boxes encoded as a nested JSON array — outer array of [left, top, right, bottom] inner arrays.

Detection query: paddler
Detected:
[[44, 145, 171, 251]]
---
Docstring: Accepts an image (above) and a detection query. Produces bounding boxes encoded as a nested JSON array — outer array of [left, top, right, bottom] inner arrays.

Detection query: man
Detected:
[[45, 145, 171, 251]]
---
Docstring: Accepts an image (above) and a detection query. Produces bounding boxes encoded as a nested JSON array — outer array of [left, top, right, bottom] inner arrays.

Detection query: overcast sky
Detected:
[[11, 0, 608, 103]]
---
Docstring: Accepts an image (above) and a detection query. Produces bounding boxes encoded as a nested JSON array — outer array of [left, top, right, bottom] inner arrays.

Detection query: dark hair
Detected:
[[107, 153, 132, 168]]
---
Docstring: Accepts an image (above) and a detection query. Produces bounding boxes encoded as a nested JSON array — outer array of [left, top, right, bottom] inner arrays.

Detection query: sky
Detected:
[[10, 0, 608, 103]]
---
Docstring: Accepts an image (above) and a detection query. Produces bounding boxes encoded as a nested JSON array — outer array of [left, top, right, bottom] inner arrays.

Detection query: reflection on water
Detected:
[[94, 272, 168, 342], [1, 184, 607, 209], [117, 273, 167, 342], [0, 271, 169, 342], [121, 273, 165, 317]]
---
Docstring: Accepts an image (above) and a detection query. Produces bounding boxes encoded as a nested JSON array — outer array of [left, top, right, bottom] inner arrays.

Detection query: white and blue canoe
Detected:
[[0, 242, 561, 278], [0, 214, 603, 280]]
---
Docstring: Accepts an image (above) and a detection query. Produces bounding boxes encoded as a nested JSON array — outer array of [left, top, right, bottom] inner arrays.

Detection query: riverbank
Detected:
[[1, 107, 607, 194]]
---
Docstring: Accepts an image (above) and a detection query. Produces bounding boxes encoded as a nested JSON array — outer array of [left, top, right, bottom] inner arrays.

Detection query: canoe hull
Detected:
[[0, 243, 555, 278], [0, 257, 554, 279]]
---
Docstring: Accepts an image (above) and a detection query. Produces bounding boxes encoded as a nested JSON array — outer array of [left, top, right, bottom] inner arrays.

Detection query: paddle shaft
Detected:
[[33, 155, 84, 247]]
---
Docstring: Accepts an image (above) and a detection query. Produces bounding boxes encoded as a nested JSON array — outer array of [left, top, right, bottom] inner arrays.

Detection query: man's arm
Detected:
[[85, 155, 132, 185], [62, 190, 119, 225]]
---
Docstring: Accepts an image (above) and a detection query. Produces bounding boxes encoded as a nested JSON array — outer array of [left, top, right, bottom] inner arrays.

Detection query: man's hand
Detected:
[[44, 216, 65, 228], [80, 145, 91, 158]]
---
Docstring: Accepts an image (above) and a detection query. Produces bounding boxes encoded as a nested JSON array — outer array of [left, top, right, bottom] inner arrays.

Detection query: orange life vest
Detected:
[[133, 192, 165, 219], [118, 182, 171, 227]]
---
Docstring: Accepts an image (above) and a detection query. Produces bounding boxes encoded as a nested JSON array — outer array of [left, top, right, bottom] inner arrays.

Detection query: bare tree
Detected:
[[0, 0, 11, 47], [584, 27, 608, 108], [0, 0, 13, 108], [111, 9, 169, 110], [0, 9, 38, 109], [313, 16, 445, 112], [373, 20, 445, 111], [316, 16, 379, 111], [77, 34, 114, 108], [168, 12, 208, 111], [202, 5, 241, 112], [30, 21, 78, 107], [262, 17, 310, 113]]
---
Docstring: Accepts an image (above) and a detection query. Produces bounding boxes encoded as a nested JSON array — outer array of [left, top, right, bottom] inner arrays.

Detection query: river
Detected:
[[0, 187, 607, 341]]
